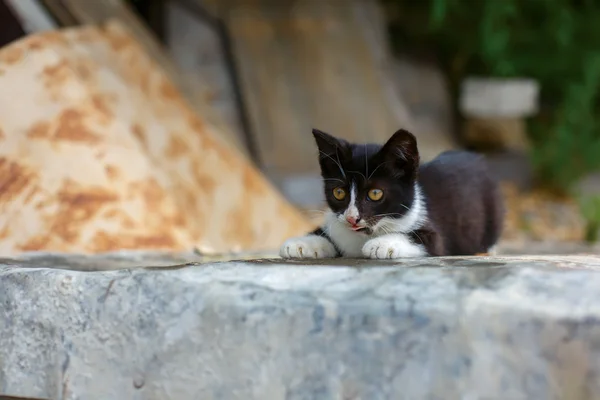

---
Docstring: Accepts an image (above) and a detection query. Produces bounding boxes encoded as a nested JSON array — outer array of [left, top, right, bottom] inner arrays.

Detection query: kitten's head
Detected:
[[313, 128, 420, 235]]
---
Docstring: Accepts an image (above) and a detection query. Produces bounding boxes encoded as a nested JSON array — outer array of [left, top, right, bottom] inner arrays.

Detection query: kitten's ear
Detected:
[[312, 128, 350, 159], [312, 129, 350, 176], [378, 129, 420, 177]]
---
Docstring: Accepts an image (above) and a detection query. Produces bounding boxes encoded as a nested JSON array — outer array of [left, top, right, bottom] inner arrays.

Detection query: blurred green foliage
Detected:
[[383, 0, 600, 193], [578, 195, 600, 242]]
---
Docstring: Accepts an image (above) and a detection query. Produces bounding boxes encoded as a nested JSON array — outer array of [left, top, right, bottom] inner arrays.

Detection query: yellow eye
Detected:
[[368, 188, 384, 201], [333, 187, 346, 200]]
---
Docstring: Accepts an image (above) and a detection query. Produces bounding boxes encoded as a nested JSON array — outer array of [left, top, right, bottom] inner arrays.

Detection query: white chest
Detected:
[[327, 220, 370, 257]]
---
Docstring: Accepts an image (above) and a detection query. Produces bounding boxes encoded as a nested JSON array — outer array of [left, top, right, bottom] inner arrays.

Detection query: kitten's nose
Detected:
[[346, 216, 360, 225]]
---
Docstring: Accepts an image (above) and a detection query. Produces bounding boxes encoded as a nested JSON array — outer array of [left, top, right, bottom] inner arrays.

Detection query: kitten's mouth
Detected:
[[350, 225, 372, 234]]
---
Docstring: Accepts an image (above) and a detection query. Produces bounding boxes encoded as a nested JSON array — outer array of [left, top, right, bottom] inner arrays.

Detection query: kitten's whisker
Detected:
[[335, 148, 346, 178], [367, 161, 394, 181], [410, 230, 424, 245], [384, 219, 412, 227], [322, 178, 345, 183], [375, 206, 410, 220], [365, 143, 369, 180], [320, 150, 346, 178], [302, 209, 328, 215], [371, 212, 403, 218]]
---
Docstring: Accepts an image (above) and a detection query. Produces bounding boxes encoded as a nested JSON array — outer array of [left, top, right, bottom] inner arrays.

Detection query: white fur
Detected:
[[279, 183, 429, 260], [325, 211, 368, 257], [362, 234, 426, 259], [343, 183, 360, 223], [325, 183, 428, 259], [280, 235, 337, 259], [372, 184, 426, 234]]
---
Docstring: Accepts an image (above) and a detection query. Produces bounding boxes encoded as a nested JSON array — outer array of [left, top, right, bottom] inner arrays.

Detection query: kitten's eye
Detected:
[[367, 188, 384, 201], [332, 187, 346, 200]]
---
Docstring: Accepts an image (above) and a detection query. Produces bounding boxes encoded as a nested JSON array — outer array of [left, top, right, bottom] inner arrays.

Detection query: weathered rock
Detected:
[[0, 23, 310, 255], [2, 252, 600, 399]]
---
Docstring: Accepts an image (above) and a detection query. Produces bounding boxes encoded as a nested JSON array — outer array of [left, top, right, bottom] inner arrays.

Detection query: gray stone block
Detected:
[[460, 78, 540, 118], [1, 252, 600, 399]]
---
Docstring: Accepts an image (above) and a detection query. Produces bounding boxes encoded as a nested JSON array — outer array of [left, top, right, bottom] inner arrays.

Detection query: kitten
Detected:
[[280, 128, 504, 259]]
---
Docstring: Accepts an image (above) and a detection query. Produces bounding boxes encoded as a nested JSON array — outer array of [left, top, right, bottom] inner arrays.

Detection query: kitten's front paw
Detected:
[[280, 235, 337, 259], [362, 235, 425, 259]]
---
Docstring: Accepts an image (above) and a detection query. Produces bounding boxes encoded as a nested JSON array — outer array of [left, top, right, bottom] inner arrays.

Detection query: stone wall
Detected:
[[1, 252, 600, 399]]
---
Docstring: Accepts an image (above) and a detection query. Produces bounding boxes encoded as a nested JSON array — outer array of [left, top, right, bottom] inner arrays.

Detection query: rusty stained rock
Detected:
[[0, 21, 310, 255]]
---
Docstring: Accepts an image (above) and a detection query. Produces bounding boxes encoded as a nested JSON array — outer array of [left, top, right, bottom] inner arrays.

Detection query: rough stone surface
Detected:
[[2, 252, 600, 399]]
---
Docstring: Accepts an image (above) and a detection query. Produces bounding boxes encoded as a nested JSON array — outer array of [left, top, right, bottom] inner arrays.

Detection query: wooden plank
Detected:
[[39, 0, 77, 26], [209, 0, 415, 176], [166, 1, 246, 158], [392, 57, 458, 161], [4, 0, 57, 33]]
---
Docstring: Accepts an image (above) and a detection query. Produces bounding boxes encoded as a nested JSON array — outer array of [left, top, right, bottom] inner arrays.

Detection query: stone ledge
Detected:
[[1, 253, 600, 399]]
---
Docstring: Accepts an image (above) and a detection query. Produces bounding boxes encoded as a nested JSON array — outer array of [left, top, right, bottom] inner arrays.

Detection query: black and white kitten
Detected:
[[280, 128, 504, 259]]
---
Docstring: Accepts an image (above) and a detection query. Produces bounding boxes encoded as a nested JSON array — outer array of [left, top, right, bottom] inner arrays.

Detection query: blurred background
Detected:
[[1, 0, 599, 254]]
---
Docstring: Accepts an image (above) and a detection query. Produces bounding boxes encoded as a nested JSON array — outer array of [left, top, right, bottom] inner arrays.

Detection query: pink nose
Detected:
[[346, 216, 359, 225]]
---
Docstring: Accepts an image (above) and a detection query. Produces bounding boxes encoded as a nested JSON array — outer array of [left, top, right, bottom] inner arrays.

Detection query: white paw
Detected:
[[362, 235, 425, 259], [280, 235, 338, 259]]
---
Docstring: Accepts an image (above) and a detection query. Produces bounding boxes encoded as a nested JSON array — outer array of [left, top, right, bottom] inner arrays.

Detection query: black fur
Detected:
[[416, 150, 505, 255], [313, 128, 418, 227], [312, 227, 341, 256], [312, 128, 504, 256]]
